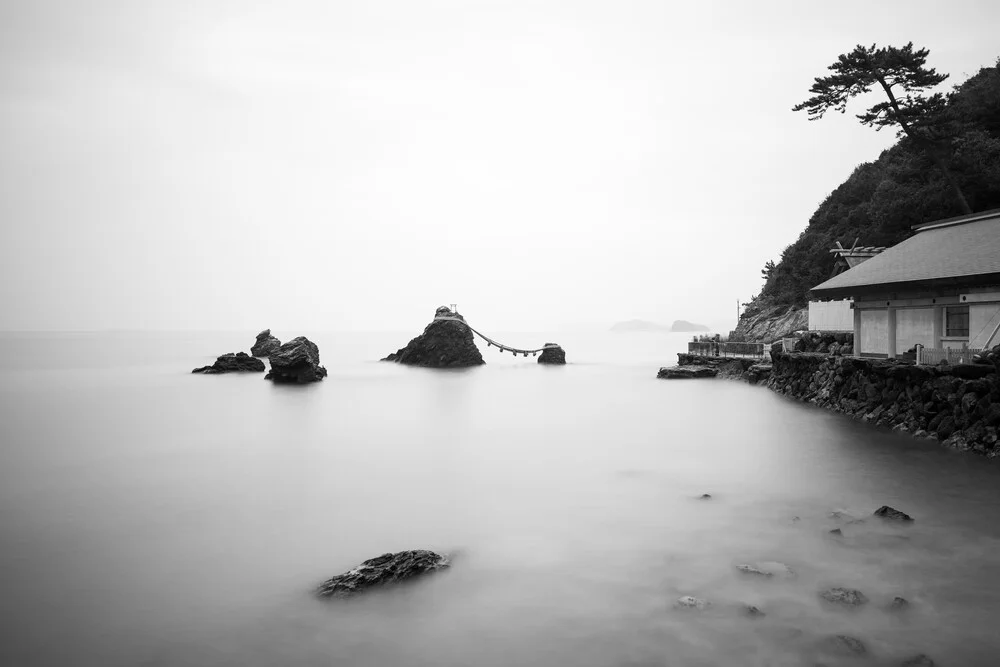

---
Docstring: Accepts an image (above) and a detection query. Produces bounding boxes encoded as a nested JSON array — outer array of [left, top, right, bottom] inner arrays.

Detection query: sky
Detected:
[[1, 0, 999, 333]]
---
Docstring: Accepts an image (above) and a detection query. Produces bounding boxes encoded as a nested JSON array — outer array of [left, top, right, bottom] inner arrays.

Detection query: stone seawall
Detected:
[[767, 350, 1000, 457]]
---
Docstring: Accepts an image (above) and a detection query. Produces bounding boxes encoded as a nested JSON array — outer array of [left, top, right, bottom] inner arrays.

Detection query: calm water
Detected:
[[2, 331, 999, 667]]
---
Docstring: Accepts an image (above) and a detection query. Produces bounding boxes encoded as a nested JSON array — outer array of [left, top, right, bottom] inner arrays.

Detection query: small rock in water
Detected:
[[736, 564, 773, 577], [830, 509, 866, 524], [699, 493, 712, 500], [675, 595, 708, 610], [889, 596, 910, 610], [266, 336, 327, 383], [537, 344, 567, 365], [820, 587, 868, 606], [900, 655, 936, 667], [316, 550, 450, 598], [819, 634, 866, 656], [874, 505, 914, 521], [829, 528, 843, 536], [250, 329, 281, 357], [742, 604, 765, 617]]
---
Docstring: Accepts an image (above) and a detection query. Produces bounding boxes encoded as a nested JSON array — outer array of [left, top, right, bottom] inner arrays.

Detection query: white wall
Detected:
[[860, 309, 888, 355], [808, 300, 853, 331], [970, 303, 1000, 349], [895, 308, 936, 353]]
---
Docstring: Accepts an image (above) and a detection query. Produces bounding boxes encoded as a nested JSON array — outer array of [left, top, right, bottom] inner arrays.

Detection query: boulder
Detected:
[[382, 308, 484, 368], [316, 550, 450, 598], [657, 365, 718, 379], [192, 352, 265, 374], [819, 635, 866, 657], [819, 587, 868, 606], [874, 505, 914, 521], [265, 337, 327, 383], [250, 329, 282, 357], [537, 344, 566, 365]]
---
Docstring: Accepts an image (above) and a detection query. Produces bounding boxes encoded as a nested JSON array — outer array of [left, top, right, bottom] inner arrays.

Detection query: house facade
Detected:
[[809, 209, 1000, 360]]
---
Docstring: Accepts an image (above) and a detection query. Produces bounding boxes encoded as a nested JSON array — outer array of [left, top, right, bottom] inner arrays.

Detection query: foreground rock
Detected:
[[820, 587, 868, 606], [657, 365, 718, 379], [537, 344, 566, 364], [192, 352, 265, 374], [250, 329, 281, 357], [874, 505, 914, 521], [382, 307, 484, 368], [266, 337, 327, 383], [316, 550, 450, 598]]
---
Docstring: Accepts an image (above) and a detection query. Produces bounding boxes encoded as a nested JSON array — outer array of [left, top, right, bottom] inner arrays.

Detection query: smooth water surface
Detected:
[[1, 331, 999, 666]]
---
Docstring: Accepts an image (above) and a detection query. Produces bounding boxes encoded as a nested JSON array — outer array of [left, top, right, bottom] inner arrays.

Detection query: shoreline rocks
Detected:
[[382, 307, 485, 368], [192, 352, 265, 374], [250, 329, 281, 357], [316, 550, 450, 598], [266, 337, 327, 383], [657, 365, 718, 379], [537, 344, 566, 365]]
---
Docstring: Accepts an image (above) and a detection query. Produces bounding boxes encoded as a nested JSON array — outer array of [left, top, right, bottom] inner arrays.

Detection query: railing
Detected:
[[916, 346, 983, 365], [688, 341, 767, 359]]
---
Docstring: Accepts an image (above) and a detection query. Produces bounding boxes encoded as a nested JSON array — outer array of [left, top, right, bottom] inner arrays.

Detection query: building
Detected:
[[808, 209, 1000, 360], [807, 241, 887, 332]]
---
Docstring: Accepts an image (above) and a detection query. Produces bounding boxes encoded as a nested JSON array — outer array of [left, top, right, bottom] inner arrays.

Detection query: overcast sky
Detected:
[[1, 0, 998, 332]]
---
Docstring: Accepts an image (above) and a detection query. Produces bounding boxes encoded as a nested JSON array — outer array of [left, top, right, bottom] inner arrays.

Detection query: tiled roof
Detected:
[[810, 210, 1000, 297]]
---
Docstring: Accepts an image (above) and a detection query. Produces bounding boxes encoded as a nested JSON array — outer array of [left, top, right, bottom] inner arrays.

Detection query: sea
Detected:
[[1, 330, 999, 667]]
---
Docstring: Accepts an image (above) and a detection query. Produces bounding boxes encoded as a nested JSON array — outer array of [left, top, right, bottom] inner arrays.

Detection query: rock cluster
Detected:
[[266, 337, 327, 383], [786, 331, 854, 356], [537, 344, 566, 365], [250, 329, 282, 357], [767, 348, 1000, 456], [192, 352, 265, 374], [382, 308, 485, 368], [666, 354, 772, 384], [316, 550, 450, 598]]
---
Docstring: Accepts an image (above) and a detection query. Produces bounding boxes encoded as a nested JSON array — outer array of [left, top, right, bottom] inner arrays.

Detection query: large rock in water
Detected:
[[382, 308, 484, 368], [250, 329, 281, 357], [538, 344, 566, 364], [192, 352, 265, 374], [265, 337, 327, 383], [316, 550, 450, 598]]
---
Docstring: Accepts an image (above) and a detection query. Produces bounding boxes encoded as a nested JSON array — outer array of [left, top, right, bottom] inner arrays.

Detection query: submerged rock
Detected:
[[819, 635, 867, 656], [698, 493, 712, 500], [736, 564, 773, 577], [900, 655, 936, 667], [742, 604, 765, 617], [674, 595, 708, 610], [889, 596, 910, 610], [874, 505, 914, 521], [537, 344, 567, 365], [192, 352, 265, 374], [829, 528, 843, 536], [820, 587, 869, 606], [657, 365, 718, 379], [737, 561, 794, 578], [316, 550, 450, 598], [265, 337, 327, 383], [382, 308, 484, 368], [250, 329, 282, 357]]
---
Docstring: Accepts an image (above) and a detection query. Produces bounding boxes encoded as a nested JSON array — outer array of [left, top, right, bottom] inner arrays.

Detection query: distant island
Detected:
[[610, 319, 709, 333], [669, 320, 709, 332]]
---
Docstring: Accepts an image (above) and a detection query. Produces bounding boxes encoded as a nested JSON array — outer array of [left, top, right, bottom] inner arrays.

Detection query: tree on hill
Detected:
[[793, 43, 972, 214], [754, 58, 1000, 309]]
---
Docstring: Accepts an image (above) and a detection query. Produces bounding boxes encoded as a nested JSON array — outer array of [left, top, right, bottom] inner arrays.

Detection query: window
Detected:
[[945, 305, 969, 337]]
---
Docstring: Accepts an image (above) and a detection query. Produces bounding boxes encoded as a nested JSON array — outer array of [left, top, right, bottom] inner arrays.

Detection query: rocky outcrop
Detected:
[[192, 352, 265, 374], [874, 505, 914, 521], [766, 348, 1000, 456], [316, 550, 450, 598], [537, 344, 566, 365], [382, 308, 484, 368], [733, 302, 808, 343], [658, 365, 718, 379], [667, 354, 770, 384], [265, 337, 327, 383], [250, 329, 281, 357]]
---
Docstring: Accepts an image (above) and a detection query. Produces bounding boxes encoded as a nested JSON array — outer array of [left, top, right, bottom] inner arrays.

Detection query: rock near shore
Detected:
[[265, 337, 327, 383], [250, 329, 281, 357], [657, 365, 718, 379], [537, 344, 566, 365], [192, 352, 265, 374], [316, 550, 450, 598], [382, 307, 485, 368]]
